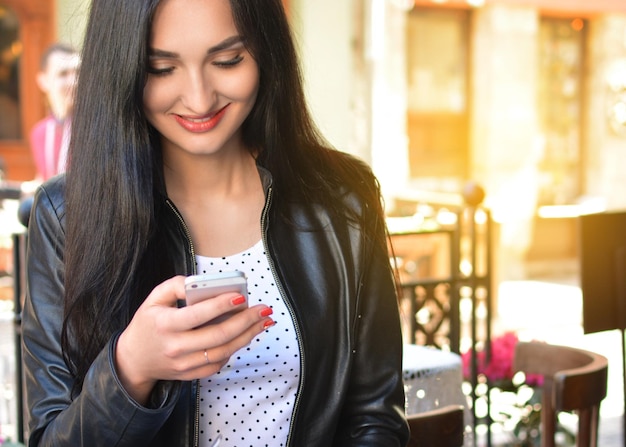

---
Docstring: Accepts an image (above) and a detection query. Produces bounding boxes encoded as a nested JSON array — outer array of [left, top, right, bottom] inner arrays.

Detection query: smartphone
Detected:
[[184, 271, 248, 306]]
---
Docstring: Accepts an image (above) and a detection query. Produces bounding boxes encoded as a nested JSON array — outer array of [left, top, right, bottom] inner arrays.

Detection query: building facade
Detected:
[[291, 0, 626, 280]]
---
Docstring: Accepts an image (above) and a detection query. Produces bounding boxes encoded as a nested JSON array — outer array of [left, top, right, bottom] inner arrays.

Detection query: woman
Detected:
[[21, 0, 409, 446]]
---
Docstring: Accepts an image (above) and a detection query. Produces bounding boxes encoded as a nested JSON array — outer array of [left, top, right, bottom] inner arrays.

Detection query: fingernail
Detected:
[[260, 307, 273, 317], [231, 295, 246, 306], [263, 319, 276, 329]]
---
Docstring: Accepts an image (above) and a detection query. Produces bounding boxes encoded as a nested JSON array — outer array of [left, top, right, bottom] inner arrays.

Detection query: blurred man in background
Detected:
[[29, 43, 79, 182]]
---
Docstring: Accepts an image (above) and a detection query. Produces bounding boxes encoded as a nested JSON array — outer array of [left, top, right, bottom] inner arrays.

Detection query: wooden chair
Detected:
[[407, 404, 465, 447], [513, 341, 609, 447]]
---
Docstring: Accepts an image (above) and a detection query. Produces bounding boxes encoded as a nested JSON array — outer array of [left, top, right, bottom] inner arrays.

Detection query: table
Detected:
[[402, 344, 467, 415]]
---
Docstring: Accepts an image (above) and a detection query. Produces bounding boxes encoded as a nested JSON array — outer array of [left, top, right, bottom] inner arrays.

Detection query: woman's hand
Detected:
[[114, 275, 274, 405]]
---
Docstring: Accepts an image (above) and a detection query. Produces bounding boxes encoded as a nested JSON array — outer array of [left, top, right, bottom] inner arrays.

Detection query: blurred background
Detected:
[[1, 0, 626, 445], [1, 0, 626, 286]]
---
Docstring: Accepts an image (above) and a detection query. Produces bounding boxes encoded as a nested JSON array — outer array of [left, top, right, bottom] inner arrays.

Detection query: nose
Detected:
[[180, 68, 216, 115], [64, 71, 78, 91], [68, 70, 77, 86]]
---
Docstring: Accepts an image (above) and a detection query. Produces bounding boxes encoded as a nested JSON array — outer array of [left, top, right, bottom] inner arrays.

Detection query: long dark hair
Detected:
[[63, 0, 384, 389]]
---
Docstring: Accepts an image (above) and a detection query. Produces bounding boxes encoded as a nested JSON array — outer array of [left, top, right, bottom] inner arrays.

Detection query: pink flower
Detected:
[[462, 332, 543, 387], [524, 372, 544, 387]]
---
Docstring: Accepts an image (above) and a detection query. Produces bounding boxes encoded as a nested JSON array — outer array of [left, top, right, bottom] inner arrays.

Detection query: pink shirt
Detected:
[[29, 115, 70, 181]]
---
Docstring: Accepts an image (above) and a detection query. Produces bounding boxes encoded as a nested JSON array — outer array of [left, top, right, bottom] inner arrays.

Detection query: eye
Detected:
[[147, 66, 175, 76], [213, 55, 244, 68]]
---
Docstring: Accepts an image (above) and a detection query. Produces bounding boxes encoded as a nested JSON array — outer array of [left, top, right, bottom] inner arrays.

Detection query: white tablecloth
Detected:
[[402, 344, 467, 415]]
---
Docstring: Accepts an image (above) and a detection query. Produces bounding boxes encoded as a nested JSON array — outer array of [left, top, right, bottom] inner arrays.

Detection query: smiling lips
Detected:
[[174, 104, 229, 133]]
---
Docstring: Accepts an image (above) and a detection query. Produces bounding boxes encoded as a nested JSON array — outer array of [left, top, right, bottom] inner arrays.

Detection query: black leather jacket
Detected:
[[22, 167, 409, 447]]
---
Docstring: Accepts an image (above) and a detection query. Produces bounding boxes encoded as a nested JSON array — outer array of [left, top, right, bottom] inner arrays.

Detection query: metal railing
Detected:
[[389, 183, 493, 446]]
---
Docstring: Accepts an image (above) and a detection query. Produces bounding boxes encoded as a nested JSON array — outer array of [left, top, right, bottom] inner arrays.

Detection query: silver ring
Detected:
[[203, 349, 209, 364]]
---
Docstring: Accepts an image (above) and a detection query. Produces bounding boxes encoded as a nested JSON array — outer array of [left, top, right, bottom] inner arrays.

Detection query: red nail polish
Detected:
[[231, 295, 246, 306], [263, 319, 276, 329], [260, 307, 273, 317]]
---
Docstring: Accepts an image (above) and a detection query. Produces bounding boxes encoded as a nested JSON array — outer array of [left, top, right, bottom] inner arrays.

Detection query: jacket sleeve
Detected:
[[334, 195, 410, 447], [21, 184, 179, 446]]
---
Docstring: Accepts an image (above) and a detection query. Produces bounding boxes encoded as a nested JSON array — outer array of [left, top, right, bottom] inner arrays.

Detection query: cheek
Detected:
[[143, 81, 169, 117], [222, 68, 260, 104]]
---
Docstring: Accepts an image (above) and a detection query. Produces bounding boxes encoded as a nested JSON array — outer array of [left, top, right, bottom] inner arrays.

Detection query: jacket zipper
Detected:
[[165, 199, 197, 273], [167, 182, 304, 446], [260, 186, 305, 447], [165, 199, 201, 447]]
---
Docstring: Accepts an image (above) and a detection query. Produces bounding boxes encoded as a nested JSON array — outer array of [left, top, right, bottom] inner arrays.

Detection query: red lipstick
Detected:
[[174, 104, 229, 133]]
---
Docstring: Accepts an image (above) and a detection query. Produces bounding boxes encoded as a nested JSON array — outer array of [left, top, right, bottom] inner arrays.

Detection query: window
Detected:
[[0, 5, 21, 140], [537, 17, 586, 205], [406, 8, 469, 184]]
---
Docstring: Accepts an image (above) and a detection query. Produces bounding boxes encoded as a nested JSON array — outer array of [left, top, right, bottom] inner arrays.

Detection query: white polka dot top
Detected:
[[195, 240, 301, 447]]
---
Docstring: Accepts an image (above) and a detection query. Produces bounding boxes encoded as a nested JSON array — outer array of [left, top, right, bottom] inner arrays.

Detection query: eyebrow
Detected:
[[148, 35, 245, 58]]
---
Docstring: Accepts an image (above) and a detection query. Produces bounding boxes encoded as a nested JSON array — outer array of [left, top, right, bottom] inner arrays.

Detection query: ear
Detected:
[[36, 71, 50, 93]]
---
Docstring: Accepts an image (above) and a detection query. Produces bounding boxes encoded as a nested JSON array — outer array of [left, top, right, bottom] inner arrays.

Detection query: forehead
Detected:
[[46, 51, 80, 74], [150, 0, 237, 47]]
